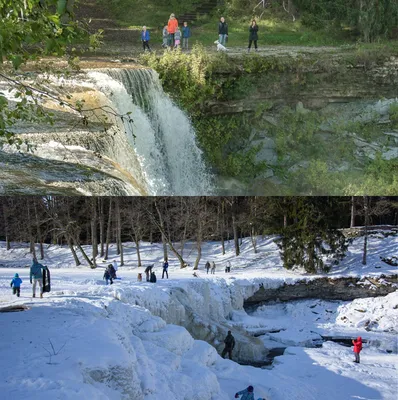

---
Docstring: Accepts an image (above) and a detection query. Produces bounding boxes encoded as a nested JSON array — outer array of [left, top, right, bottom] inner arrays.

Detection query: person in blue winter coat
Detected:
[[30, 258, 47, 298], [235, 386, 255, 400], [10, 273, 22, 297], [141, 26, 151, 51]]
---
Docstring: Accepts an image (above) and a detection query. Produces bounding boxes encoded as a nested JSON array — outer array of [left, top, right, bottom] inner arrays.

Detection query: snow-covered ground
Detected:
[[0, 234, 397, 400]]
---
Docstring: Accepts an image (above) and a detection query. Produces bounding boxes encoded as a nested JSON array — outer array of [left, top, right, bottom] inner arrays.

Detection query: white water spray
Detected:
[[87, 68, 213, 195]]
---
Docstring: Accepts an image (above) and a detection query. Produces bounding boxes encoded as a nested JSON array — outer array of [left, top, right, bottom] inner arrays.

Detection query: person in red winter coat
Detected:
[[352, 336, 363, 363]]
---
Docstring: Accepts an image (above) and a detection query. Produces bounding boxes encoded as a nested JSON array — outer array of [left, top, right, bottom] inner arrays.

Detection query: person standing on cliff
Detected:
[[167, 13, 179, 49], [248, 19, 259, 52], [141, 26, 151, 52], [218, 16, 228, 47], [221, 330, 235, 359]]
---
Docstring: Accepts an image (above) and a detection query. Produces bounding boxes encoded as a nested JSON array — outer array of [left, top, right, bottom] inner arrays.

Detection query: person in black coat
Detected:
[[218, 16, 228, 46], [248, 19, 259, 52]]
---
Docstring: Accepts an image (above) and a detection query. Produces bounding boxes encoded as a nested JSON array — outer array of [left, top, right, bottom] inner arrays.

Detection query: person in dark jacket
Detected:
[[144, 264, 154, 282], [10, 273, 22, 297], [103, 269, 113, 285], [235, 386, 255, 400], [150, 271, 157, 283], [205, 261, 210, 274], [221, 330, 235, 359], [248, 20, 259, 52], [30, 258, 47, 298], [141, 26, 151, 51], [182, 21, 191, 50], [352, 336, 363, 363], [108, 264, 117, 279], [218, 17, 228, 46], [162, 259, 169, 279]]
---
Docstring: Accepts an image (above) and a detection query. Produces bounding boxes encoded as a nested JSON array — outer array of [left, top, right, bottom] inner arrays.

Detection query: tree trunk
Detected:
[[350, 196, 356, 228], [251, 226, 257, 254], [27, 203, 36, 258], [34, 203, 44, 260], [105, 199, 112, 260], [135, 239, 142, 267], [362, 195, 369, 265], [115, 198, 124, 266], [99, 198, 105, 257], [154, 200, 184, 267], [194, 217, 202, 270], [3, 203, 11, 250], [75, 239, 94, 268], [68, 236, 81, 266], [91, 199, 98, 262], [231, 200, 240, 256], [219, 199, 225, 255]]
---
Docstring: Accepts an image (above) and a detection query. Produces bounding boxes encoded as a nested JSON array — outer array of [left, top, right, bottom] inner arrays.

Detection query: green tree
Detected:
[[276, 197, 348, 273], [0, 0, 103, 144]]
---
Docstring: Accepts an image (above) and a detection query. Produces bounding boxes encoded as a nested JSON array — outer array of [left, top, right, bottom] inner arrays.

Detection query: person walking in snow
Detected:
[[211, 261, 216, 274], [103, 269, 113, 285], [221, 330, 235, 360], [108, 264, 117, 280], [144, 264, 154, 282], [205, 261, 211, 274], [352, 336, 363, 363], [10, 273, 22, 297], [225, 260, 231, 273], [141, 25, 151, 52], [30, 258, 47, 298], [113, 260, 118, 271], [235, 386, 255, 400], [162, 259, 169, 279]]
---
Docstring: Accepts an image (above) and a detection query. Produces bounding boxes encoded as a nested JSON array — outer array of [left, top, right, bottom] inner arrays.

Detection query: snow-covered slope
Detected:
[[0, 233, 397, 400]]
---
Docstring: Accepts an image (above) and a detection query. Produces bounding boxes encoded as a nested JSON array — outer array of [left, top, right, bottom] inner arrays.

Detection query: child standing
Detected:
[[162, 24, 168, 48], [10, 273, 22, 297], [174, 26, 181, 49], [141, 26, 151, 52], [352, 336, 363, 363], [103, 269, 113, 285], [182, 21, 191, 50]]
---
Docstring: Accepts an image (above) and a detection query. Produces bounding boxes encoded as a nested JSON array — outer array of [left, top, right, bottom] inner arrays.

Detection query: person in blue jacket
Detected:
[[162, 259, 169, 279], [141, 26, 151, 52], [182, 21, 192, 50], [30, 258, 47, 298], [235, 386, 255, 400], [10, 273, 22, 297]]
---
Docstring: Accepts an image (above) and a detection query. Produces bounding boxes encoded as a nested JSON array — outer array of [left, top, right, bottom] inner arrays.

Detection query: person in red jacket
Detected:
[[352, 336, 363, 363], [167, 13, 179, 48]]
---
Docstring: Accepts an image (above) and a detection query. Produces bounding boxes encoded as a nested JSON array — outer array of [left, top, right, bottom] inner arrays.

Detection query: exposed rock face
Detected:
[[244, 275, 398, 306]]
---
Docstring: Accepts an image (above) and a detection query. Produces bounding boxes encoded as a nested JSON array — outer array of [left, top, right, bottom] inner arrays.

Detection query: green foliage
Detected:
[[0, 0, 102, 143], [141, 45, 214, 116], [142, 47, 268, 180], [276, 197, 348, 273], [296, 0, 398, 42], [389, 102, 398, 125]]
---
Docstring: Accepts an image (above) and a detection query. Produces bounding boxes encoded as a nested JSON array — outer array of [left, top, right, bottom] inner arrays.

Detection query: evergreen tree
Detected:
[[276, 197, 348, 273]]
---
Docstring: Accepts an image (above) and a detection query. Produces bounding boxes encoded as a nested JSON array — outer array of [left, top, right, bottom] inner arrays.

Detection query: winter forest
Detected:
[[1, 196, 397, 271]]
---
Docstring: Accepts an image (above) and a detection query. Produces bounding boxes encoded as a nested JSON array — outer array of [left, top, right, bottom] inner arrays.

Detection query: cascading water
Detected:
[[87, 68, 213, 195]]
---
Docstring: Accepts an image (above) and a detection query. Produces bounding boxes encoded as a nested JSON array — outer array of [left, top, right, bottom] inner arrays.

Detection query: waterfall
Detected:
[[87, 68, 213, 195]]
